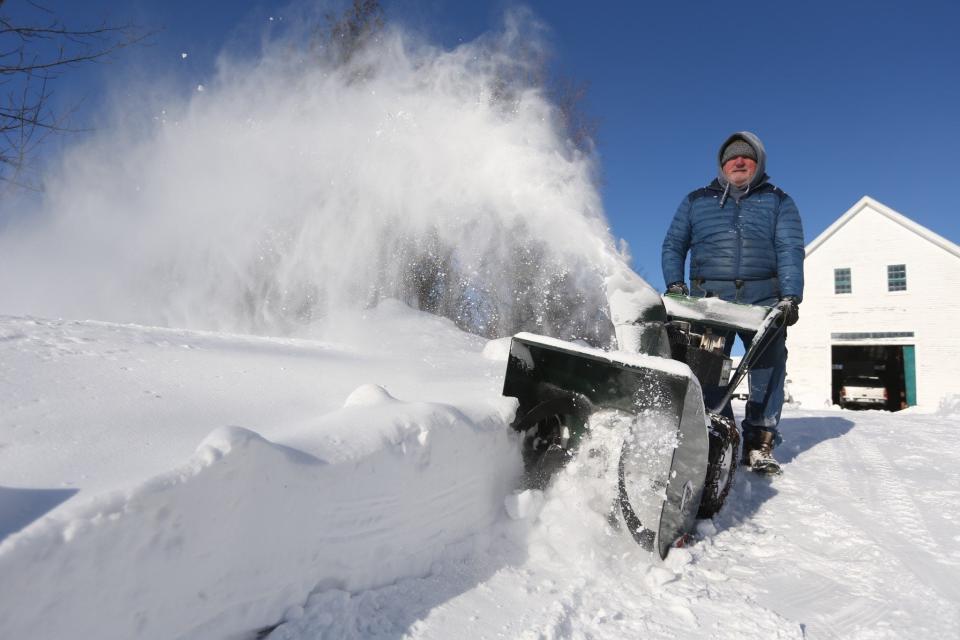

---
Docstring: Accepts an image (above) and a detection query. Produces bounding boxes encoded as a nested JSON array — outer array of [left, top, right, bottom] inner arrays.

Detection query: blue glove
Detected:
[[776, 297, 800, 326], [665, 282, 689, 296]]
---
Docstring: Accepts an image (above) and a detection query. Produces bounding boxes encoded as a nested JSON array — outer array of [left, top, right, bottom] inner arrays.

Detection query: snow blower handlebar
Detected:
[[707, 306, 785, 414]]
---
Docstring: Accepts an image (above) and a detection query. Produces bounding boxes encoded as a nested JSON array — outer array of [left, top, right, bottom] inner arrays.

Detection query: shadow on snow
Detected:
[[719, 414, 855, 528]]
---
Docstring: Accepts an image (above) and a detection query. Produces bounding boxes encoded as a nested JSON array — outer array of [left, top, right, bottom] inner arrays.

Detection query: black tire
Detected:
[[697, 414, 740, 518]]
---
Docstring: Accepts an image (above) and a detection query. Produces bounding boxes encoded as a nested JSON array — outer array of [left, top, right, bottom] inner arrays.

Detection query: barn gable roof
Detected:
[[806, 196, 960, 260]]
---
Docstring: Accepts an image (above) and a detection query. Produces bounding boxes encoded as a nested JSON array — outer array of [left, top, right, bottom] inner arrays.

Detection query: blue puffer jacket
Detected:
[[661, 134, 805, 305]]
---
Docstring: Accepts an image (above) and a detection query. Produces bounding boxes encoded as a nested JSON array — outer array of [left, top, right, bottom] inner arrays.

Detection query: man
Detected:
[[661, 131, 804, 475]]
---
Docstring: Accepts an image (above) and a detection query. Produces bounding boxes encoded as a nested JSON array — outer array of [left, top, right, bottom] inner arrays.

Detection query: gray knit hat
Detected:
[[720, 139, 757, 164]]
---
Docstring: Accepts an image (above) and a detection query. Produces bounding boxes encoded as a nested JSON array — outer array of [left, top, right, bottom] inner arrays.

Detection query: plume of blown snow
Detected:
[[0, 10, 636, 343]]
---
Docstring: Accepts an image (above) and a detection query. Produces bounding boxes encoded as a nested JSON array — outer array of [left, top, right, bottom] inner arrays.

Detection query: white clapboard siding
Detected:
[[786, 196, 960, 410]]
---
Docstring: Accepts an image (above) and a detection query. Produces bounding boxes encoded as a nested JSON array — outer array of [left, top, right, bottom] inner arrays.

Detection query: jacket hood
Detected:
[[717, 131, 767, 191]]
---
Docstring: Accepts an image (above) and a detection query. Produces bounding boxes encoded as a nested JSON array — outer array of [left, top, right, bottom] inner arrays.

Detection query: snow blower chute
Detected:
[[502, 291, 784, 558]]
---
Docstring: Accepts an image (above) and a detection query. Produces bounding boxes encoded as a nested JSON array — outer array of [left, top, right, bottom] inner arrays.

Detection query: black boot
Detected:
[[743, 430, 782, 476]]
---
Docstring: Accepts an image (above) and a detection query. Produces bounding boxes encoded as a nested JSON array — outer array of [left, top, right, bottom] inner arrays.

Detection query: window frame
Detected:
[[834, 267, 852, 294], [887, 264, 907, 292]]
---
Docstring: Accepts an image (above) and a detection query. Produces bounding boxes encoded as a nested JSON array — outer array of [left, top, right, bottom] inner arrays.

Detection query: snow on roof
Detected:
[[806, 195, 960, 260]]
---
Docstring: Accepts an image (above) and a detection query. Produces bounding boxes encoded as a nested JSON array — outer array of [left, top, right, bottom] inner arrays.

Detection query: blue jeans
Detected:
[[691, 278, 787, 446], [702, 327, 787, 446]]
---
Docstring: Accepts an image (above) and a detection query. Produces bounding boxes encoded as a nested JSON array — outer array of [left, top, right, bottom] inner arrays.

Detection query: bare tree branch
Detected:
[[0, 2, 152, 191]]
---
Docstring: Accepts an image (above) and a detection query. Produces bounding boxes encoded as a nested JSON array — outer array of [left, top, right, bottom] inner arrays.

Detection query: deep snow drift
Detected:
[[2, 307, 959, 639], [0, 304, 521, 639]]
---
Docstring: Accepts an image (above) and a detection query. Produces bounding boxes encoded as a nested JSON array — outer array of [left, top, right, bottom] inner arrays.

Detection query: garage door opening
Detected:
[[831, 344, 916, 411]]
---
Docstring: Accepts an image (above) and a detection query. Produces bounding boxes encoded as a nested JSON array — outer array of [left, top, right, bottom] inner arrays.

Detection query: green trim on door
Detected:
[[903, 345, 917, 407]]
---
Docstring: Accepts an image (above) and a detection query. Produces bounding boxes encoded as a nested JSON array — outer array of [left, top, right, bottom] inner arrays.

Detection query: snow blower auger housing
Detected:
[[502, 293, 783, 559]]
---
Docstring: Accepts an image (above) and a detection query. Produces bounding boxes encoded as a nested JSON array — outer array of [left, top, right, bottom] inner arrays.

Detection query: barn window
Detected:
[[834, 268, 852, 294], [887, 264, 907, 291]]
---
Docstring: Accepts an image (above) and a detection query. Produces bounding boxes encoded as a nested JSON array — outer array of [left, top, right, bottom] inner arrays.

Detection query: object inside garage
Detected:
[[831, 343, 917, 411]]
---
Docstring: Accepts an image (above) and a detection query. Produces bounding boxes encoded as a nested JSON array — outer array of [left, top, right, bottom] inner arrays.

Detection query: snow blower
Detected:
[[502, 293, 784, 558]]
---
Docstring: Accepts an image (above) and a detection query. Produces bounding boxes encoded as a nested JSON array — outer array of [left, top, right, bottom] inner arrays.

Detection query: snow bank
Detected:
[[481, 337, 512, 361], [0, 393, 521, 640]]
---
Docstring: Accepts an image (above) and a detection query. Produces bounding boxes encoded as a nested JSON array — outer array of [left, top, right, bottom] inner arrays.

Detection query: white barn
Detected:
[[786, 196, 960, 411]]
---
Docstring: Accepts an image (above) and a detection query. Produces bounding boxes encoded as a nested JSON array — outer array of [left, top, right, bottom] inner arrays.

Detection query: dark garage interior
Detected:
[[831, 344, 916, 411]]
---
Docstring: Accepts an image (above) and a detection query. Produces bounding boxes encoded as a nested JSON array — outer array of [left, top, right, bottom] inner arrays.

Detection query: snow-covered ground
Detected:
[[2, 304, 958, 640]]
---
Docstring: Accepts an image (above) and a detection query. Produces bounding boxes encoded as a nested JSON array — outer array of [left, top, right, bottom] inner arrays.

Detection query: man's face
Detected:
[[722, 155, 757, 188]]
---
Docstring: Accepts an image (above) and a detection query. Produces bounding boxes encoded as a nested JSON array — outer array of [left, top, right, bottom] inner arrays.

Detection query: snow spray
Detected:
[[0, 10, 648, 343]]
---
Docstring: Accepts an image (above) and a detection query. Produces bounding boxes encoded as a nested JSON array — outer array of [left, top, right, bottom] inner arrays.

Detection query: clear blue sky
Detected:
[[12, 0, 960, 283]]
